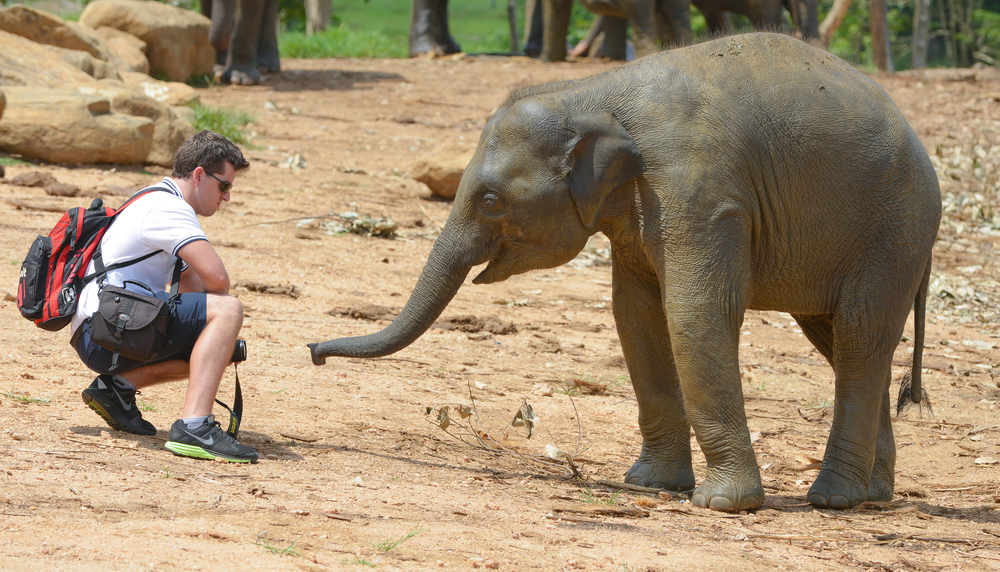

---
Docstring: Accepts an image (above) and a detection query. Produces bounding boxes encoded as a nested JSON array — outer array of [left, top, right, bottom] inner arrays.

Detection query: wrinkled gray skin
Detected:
[[202, 0, 280, 86], [310, 34, 941, 512], [538, 0, 818, 62]]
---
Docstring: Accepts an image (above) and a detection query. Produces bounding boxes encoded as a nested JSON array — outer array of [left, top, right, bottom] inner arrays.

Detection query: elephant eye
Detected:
[[479, 192, 504, 214]]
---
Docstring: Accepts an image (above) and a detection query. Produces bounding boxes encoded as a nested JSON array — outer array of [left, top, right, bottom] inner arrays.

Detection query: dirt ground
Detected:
[[1, 49, 999, 571]]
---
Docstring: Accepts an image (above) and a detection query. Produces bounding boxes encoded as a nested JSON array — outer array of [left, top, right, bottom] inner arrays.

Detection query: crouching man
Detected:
[[71, 130, 257, 463]]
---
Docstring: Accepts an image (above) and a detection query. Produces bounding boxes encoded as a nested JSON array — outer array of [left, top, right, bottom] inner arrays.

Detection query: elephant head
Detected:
[[309, 95, 646, 364]]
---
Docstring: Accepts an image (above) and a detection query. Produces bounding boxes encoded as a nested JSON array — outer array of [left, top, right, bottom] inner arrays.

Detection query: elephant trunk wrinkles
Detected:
[[309, 234, 473, 364]]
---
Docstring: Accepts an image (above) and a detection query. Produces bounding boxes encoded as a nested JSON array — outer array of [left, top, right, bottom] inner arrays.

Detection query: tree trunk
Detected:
[[305, 0, 331, 36], [819, 0, 853, 47], [869, 0, 894, 72], [911, 0, 931, 68]]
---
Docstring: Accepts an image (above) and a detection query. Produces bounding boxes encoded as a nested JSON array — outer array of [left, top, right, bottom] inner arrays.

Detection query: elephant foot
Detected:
[[624, 456, 695, 493], [690, 474, 764, 512], [256, 57, 280, 74], [307, 343, 328, 366], [807, 468, 870, 509], [217, 66, 261, 86]]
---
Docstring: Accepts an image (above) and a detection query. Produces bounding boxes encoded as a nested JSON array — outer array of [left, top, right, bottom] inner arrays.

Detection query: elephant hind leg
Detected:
[[793, 313, 895, 503], [805, 292, 908, 509]]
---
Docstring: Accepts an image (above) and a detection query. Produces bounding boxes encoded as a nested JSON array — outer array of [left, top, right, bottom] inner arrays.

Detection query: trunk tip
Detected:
[[307, 342, 328, 366]]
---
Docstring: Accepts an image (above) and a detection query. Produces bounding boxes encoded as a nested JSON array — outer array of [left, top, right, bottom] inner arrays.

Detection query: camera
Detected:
[[231, 339, 247, 363]]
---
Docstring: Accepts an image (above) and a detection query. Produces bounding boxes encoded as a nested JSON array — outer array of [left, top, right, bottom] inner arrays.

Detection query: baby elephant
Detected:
[[311, 33, 941, 512]]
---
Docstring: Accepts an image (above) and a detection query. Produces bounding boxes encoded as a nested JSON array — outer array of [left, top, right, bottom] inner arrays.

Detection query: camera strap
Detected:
[[214, 364, 243, 439]]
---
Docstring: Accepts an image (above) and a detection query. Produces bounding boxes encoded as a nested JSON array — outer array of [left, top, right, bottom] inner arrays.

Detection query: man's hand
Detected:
[[177, 240, 230, 294]]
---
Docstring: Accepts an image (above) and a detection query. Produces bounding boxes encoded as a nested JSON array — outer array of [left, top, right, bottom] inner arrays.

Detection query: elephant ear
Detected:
[[564, 111, 646, 230]]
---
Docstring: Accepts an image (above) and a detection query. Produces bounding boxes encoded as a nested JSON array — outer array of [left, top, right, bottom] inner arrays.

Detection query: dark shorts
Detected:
[[73, 291, 208, 375]]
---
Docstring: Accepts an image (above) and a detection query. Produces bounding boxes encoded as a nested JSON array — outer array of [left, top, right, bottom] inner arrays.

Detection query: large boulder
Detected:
[[80, 0, 214, 82], [0, 86, 154, 164], [411, 144, 477, 200], [94, 26, 150, 74], [0, 5, 111, 60], [78, 81, 196, 167], [0, 30, 99, 87], [47, 44, 122, 81], [119, 71, 199, 107]]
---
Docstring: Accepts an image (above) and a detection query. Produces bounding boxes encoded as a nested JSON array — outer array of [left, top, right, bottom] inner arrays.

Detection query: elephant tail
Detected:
[[896, 258, 933, 416]]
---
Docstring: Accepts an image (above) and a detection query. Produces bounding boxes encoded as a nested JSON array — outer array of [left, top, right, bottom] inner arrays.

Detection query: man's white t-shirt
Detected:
[[70, 178, 208, 335]]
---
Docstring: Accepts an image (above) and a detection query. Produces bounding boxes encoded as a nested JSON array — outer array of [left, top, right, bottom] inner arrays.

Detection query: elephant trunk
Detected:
[[309, 231, 474, 365]]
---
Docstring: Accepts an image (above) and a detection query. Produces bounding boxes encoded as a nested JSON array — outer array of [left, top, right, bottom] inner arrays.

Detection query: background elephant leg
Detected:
[[807, 296, 904, 509], [705, 11, 732, 35], [205, 0, 235, 71], [786, 0, 819, 39], [409, 0, 461, 57], [656, 0, 692, 46], [613, 264, 695, 492], [220, 0, 264, 85], [541, 0, 572, 62], [523, 0, 543, 56], [593, 16, 627, 60], [621, 1, 661, 57], [255, 0, 281, 73]]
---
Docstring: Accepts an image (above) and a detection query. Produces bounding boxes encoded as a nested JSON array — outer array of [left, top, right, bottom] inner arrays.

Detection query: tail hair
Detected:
[[896, 369, 933, 416]]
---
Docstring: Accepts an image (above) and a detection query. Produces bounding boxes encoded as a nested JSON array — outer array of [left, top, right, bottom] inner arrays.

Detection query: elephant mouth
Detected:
[[472, 261, 500, 284]]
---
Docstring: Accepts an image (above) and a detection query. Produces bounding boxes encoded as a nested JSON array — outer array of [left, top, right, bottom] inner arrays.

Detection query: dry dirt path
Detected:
[[0, 54, 998, 571]]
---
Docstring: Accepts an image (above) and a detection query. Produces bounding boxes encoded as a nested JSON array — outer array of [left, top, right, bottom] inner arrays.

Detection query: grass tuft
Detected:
[[188, 103, 256, 148], [371, 525, 423, 552]]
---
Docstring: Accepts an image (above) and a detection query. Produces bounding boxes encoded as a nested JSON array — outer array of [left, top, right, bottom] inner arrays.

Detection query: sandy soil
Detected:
[[0, 49, 998, 571]]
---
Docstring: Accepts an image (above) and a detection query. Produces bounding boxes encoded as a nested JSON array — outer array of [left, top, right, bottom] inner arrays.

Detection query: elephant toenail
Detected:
[[709, 496, 736, 512]]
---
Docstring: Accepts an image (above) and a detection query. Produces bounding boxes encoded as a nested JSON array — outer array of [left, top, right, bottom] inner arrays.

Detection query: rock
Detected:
[[411, 144, 476, 200], [47, 44, 121, 81], [0, 5, 111, 61], [80, 0, 214, 82], [0, 30, 98, 87], [10, 171, 59, 187], [119, 71, 199, 107], [79, 81, 195, 166], [94, 26, 149, 74], [0, 86, 154, 164]]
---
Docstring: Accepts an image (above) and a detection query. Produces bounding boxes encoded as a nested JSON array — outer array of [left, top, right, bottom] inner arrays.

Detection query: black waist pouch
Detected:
[[90, 280, 173, 369]]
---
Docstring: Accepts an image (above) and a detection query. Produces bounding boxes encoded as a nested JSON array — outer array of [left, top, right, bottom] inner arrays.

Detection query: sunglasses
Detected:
[[204, 170, 233, 194]]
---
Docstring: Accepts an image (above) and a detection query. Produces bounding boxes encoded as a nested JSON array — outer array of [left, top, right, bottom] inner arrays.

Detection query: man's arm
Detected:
[[176, 240, 230, 294]]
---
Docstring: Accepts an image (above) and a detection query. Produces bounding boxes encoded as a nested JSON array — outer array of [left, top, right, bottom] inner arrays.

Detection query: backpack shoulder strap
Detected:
[[88, 186, 175, 282]]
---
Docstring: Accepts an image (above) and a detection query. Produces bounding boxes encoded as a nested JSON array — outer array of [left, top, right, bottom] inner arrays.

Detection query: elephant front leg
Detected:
[[613, 265, 695, 492]]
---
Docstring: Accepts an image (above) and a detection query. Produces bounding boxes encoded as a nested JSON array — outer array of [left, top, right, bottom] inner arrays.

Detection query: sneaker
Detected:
[[164, 415, 258, 463], [81, 375, 156, 436]]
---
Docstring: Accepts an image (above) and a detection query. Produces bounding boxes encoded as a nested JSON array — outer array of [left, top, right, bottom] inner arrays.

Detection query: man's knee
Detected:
[[206, 294, 243, 326]]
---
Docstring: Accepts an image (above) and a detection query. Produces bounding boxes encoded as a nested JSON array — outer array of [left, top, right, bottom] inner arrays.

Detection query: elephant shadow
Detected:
[[264, 69, 405, 93]]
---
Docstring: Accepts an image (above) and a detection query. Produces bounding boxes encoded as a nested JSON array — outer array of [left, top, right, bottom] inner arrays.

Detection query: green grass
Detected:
[[188, 103, 255, 148], [138, 396, 158, 412], [371, 525, 423, 552], [342, 558, 377, 567], [0, 383, 50, 405], [0, 156, 31, 167], [253, 534, 302, 557]]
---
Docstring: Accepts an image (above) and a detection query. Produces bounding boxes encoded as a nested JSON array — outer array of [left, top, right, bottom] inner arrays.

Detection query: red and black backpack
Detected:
[[17, 189, 165, 331]]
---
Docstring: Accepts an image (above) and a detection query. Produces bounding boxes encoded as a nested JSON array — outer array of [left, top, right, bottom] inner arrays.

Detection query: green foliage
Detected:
[[281, 23, 408, 59], [581, 487, 624, 505], [342, 558, 377, 567], [188, 103, 255, 147]]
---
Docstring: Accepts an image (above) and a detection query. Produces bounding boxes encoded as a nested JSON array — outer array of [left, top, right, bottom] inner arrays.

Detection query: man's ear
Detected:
[[564, 111, 646, 230]]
